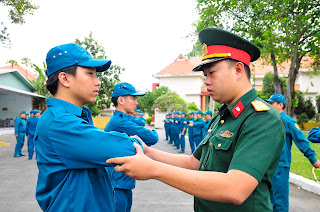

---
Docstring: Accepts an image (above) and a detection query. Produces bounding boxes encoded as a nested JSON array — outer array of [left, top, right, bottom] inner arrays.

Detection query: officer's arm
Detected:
[[107, 144, 257, 205], [144, 145, 199, 170]]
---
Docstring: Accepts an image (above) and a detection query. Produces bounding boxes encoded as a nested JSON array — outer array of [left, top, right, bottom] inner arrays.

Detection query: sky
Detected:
[[0, 0, 198, 91]]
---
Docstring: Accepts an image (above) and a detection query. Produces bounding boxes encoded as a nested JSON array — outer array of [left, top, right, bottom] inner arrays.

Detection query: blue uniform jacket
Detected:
[[187, 118, 196, 136], [180, 117, 187, 134], [34, 99, 142, 212], [278, 112, 317, 167], [193, 118, 204, 137], [105, 110, 158, 190], [307, 127, 320, 143], [14, 116, 26, 134], [26, 116, 39, 137]]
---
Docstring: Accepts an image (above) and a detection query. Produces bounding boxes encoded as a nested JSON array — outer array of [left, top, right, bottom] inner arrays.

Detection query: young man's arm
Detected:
[[308, 127, 320, 143]]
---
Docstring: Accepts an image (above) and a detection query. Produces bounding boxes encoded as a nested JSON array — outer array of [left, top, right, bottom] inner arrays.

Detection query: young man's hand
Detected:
[[312, 160, 320, 169]]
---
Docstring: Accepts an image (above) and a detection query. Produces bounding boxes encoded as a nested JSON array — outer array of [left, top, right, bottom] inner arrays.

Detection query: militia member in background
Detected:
[[26, 109, 41, 159], [14, 110, 28, 157]]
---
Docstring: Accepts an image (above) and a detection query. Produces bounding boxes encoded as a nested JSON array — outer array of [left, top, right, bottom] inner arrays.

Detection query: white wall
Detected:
[[154, 108, 166, 129], [0, 94, 32, 120], [159, 75, 204, 108]]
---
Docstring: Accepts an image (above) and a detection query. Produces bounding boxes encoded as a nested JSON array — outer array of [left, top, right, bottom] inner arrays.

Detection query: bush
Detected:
[[146, 117, 152, 125], [297, 113, 309, 129], [293, 92, 316, 120]]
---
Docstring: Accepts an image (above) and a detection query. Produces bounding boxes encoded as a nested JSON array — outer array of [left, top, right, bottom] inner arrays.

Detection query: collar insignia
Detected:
[[231, 101, 244, 118]]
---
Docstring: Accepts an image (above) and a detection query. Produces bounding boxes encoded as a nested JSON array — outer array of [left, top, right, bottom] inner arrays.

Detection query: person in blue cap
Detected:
[[185, 111, 196, 153], [178, 112, 187, 153], [189, 110, 205, 147], [105, 82, 158, 212], [26, 109, 41, 159], [265, 94, 320, 212], [307, 127, 320, 143], [190, 110, 213, 141], [163, 113, 170, 141], [34, 43, 144, 212], [171, 111, 181, 149], [14, 110, 28, 157], [167, 113, 174, 144], [107, 28, 286, 212], [130, 109, 146, 127]]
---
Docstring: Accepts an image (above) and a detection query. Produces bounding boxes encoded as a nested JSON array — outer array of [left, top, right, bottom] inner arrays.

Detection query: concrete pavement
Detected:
[[0, 127, 319, 211]]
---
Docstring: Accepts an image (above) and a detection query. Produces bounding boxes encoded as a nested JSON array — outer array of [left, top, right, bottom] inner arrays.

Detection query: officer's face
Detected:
[[67, 66, 101, 106], [203, 60, 240, 105], [123, 95, 138, 114]]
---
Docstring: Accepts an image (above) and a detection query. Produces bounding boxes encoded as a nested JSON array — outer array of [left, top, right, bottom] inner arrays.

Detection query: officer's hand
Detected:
[[312, 160, 320, 169], [130, 135, 148, 153], [14, 134, 18, 137], [107, 142, 157, 180]]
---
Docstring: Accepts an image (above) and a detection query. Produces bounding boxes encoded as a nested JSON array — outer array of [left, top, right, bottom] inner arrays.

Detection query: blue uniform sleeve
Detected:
[[108, 118, 158, 146], [288, 119, 317, 164], [308, 127, 320, 143], [14, 118, 19, 135], [37, 114, 142, 169], [26, 119, 30, 136], [193, 121, 205, 128]]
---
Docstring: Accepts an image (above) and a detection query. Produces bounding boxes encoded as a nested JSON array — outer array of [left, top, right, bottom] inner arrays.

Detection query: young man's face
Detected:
[[181, 114, 185, 118], [67, 66, 101, 106], [189, 114, 194, 119], [20, 113, 27, 119], [196, 114, 202, 119], [205, 114, 212, 120], [269, 102, 284, 113], [203, 60, 239, 105], [122, 95, 138, 114]]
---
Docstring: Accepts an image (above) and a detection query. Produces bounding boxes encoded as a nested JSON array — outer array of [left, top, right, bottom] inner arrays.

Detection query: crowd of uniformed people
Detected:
[[164, 110, 213, 154]]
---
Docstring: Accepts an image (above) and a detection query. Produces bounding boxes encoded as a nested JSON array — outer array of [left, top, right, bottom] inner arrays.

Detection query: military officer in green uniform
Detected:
[[107, 28, 285, 212]]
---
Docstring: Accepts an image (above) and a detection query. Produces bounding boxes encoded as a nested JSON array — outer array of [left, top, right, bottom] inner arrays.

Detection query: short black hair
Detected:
[[202, 59, 251, 80], [111, 97, 118, 107], [46, 65, 78, 95]]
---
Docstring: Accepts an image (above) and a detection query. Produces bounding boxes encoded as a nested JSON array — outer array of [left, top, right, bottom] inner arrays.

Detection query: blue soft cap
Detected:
[[112, 82, 145, 97], [265, 94, 286, 105], [46, 43, 111, 77]]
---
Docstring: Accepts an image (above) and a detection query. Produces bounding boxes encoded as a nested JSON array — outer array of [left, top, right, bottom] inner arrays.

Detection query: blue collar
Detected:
[[46, 98, 91, 117]]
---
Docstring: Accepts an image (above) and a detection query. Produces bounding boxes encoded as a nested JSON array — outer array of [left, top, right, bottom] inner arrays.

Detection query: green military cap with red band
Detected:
[[193, 28, 261, 72]]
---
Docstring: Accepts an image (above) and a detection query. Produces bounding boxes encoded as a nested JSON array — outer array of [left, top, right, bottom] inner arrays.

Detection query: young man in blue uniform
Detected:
[[105, 82, 158, 212], [190, 110, 213, 140], [185, 111, 196, 153], [26, 109, 41, 159], [190, 110, 205, 147], [265, 94, 320, 212], [14, 110, 28, 157], [107, 28, 285, 212], [34, 43, 143, 212], [167, 113, 174, 144], [163, 113, 170, 141], [130, 109, 146, 127], [178, 112, 187, 153]]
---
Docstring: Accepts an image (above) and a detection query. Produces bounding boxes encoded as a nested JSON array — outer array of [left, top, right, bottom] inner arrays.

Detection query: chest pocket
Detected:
[[200, 135, 235, 172]]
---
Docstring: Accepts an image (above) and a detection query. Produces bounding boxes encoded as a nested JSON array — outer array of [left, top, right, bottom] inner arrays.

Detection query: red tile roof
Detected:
[[155, 54, 198, 75], [0, 65, 37, 82]]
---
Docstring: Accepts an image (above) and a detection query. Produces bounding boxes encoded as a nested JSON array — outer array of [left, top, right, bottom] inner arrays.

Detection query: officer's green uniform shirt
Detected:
[[193, 89, 285, 212]]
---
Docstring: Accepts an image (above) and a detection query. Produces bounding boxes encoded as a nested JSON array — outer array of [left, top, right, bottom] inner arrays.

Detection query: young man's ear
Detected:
[[118, 96, 126, 106], [58, 72, 71, 88]]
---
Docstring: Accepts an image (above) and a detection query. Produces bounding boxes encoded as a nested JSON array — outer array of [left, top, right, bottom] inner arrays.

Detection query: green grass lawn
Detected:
[[290, 132, 320, 182]]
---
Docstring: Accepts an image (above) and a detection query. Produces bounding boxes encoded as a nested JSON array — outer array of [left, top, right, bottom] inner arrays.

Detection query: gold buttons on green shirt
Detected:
[[217, 143, 221, 147], [220, 120, 224, 124], [201, 165, 205, 170], [209, 143, 212, 146]]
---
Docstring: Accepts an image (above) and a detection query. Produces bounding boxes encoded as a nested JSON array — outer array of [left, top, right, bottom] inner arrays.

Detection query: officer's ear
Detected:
[[234, 62, 245, 80]]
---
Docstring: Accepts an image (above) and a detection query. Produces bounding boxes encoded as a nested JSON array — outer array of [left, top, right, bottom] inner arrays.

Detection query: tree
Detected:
[[262, 72, 287, 99], [153, 91, 187, 112], [297, 112, 309, 129], [194, 0, 320, 116], [293, 92, 316, 120], [137, 86, 169, 116], [29, 62, 52, 111], [316, 95, 320, 113], [6, 59, 18, 67], [75, 32, 124, 117], [1, 0, 39, 47]]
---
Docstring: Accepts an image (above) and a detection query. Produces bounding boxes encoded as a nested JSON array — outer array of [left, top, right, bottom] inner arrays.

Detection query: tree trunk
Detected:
[[285, 53, 301, 116], [271, 52, 283, 94]]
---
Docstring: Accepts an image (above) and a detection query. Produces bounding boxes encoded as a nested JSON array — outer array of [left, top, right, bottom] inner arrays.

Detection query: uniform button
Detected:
[[217, 143, 221, 147], [209, 143, 212, 146], [220, 120, 224, 124], [201, 165, 204, 170]]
